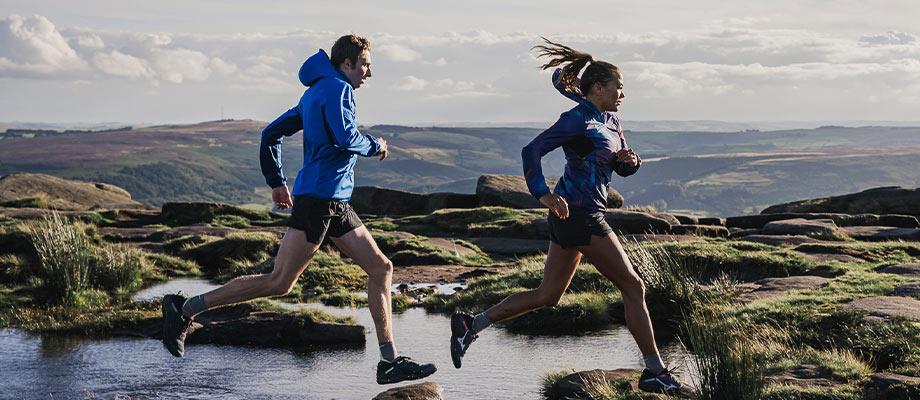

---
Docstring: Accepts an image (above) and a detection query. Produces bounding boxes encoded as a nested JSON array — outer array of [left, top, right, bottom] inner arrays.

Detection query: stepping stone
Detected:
[[740, 276, 831, 301], [841, 226, 920, 241], [894, 282, 920, 298], [842, 296, 920, 321], [878, 263, 920, 277], [373, 382, 443, 400]]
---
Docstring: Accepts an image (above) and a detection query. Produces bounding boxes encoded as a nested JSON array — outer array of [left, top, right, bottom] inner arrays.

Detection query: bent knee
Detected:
[[266, 276, 298, 297], [365, 257, 393, 280], [620, 275, 646, 300]]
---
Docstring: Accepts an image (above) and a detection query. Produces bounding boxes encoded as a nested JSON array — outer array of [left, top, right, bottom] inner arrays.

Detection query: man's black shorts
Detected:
[[287, 195, 363, 244], [548, 207, 613, 248]]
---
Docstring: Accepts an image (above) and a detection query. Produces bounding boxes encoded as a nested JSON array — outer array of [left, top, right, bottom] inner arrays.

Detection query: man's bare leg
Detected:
[[191, 228, 318, 313], [330, 225, 393, 345]]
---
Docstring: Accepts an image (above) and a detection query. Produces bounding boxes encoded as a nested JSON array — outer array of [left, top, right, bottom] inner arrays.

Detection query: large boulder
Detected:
[[476, 174, 623, 209], [373, 382, 443, 400], [350, 186, 430, 215], [761, 186, 920, 216], [762, 218, 846, 240], [0, 172, 144, 211], [605, 210, 673, 234]]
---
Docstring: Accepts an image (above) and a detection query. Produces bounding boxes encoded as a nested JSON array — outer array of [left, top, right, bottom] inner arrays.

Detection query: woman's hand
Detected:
[[540, 193, 569, 219], [616, 148, 638, 167]]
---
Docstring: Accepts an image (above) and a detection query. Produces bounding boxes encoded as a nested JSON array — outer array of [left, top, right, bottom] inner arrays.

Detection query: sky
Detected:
[[2, 0, 920, 126]]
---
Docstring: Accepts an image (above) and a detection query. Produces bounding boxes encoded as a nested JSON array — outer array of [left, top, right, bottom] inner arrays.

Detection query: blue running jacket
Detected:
[[522, 69, 641, 212], [259, 50, 381, 201]]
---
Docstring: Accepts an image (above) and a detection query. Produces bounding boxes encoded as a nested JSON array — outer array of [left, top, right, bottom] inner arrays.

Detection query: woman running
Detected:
[[449, 38, 685, 395]]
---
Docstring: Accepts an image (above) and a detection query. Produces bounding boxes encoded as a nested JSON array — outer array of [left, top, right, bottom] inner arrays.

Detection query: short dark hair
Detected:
[[330, 34, 371, 68]]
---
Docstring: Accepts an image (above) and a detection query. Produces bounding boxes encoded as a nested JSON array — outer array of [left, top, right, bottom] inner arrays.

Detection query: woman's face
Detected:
[[597, 77, 625, 112]]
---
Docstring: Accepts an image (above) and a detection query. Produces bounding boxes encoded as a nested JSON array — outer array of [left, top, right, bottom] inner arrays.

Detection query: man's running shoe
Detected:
[[161, 293, 193, 357], [637, 368, 685, 395], [450, 312, 478, 368], [376, 356, 437, 384]]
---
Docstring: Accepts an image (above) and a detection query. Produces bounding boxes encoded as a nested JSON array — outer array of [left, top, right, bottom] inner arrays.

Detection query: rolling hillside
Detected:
[[1, 120, 918, 215]]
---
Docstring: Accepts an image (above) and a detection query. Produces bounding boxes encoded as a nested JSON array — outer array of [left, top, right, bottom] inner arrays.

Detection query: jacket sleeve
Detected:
[[260, 107, 302, 188], [613, 155, 641, 177], [324, 85, 381, 157], [522, 111, 585, 200]]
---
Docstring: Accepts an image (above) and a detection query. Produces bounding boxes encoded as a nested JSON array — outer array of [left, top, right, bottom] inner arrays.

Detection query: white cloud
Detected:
[[75, 34, 105, 50], [860, 31, 916, 46], [150, 48, 213, 83], [376, 43, 421, 62], [394, 75, 427, 91], [0, 14, 86, 75], [92, 50, 152, 78]]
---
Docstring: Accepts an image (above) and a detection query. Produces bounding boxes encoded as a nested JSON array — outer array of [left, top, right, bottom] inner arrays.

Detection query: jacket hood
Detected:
[[299, 49, 352, 87]]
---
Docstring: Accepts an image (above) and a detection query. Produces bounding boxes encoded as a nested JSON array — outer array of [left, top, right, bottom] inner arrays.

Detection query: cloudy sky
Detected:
[[2, 0, 920, 125]]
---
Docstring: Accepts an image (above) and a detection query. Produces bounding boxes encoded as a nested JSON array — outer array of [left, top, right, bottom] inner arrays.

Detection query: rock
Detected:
[[670, 224, 729, 237], [843, 296, 920, 321], [620, 234, 703, 243], [864, 372, 920, 400], [476, 174, 623, 209], [740, 276, 831, 301], [372, 382, 443, 400], [671, 214, 699, 225], [761, 186, 920, 217], [160, 202, 278, 226], [792, 244, 869, 263], [425, 192, 478, 211], [877, 263, 920, 277], [350, 186, 429, 215], [466, 237, 547, 256], [728, 228, 761, 238], [878, 214, 920, 228], [458, 268, 499, 280], [766, 364, 846, 388], [727, 213, 807, 229], [0, 172, 144, 211], [698, 217, 725, 226], [98, 227, 163, 242], [738, 234, 824, 246], [548, 369, 639, 399], [894, 283, 920, 298], [650, 212, 681, 226], [841, 226, 920, 241], [604, 210, 673, 234], [762, 218, 845, 239], [425, 237, 479, 257]]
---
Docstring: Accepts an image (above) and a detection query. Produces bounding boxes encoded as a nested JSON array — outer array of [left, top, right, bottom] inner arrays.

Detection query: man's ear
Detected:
[[341, 58, 352, 70]]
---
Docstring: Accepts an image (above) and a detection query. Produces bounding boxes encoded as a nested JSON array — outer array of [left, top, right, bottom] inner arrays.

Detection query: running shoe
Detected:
[[450, 312, 478, 368], [376, 356, 437, 384], [637, 368, 685, 395], [161, 293, 192, 357]]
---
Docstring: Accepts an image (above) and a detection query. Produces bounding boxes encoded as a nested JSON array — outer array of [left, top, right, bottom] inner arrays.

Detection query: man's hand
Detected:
[[616, 148, 638, 167], [540, 193, 569, 219], [272, 185, 293, 209], [376, 137, 388, 160]]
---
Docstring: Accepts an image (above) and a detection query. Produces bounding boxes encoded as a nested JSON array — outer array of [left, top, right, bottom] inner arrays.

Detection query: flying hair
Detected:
[[533, 37, 619, 96]]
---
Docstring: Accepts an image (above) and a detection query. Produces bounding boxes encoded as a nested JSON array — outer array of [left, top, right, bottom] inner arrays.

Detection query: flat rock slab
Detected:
[[425, 237, 478, 257], [373, 382, 443, 400], [842, 226, 920, 241], [740, 276, 831, 301], [670, 224, 729, 237], [767, 364, 847, 388], [894, 282, 920, 298], [878, 263, 920, 277], [393, 264, 489, 284], [843, 296, 920, 321], [864, 373, 920, 400], [763, 218, 843, 238], [466, 237, 547, 256]]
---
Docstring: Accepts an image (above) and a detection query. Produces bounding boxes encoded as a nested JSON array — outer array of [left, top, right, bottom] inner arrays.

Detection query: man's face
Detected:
[[341, 50, 372, 89]]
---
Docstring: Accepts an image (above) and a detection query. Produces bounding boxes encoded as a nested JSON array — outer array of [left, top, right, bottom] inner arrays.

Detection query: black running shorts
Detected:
[[286, 195, 363, 244], [547, 207, 613, 248]]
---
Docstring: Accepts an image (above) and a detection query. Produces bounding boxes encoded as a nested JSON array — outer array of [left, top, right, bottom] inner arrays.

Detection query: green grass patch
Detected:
[[794, 242, 920, 264], [319, 291, 368, 308], [142, 253, 201, 280], [181, 231, 278, 274], [2, 301, 160, 334], [210, 214, 250, 228], [659, 239, 842, 281], [761, 385, 862, 400], [300, 263, 367, 292]]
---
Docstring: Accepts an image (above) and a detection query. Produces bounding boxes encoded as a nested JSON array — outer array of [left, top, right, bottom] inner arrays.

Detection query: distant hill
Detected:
[[0, 173, 144, 211], [1, 120, 919, 215]]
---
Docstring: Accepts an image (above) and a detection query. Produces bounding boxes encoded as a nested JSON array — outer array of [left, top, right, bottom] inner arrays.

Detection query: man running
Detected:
[[161, 34, 436, 385]]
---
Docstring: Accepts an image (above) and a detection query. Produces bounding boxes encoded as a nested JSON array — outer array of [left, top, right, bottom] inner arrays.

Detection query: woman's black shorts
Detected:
[[286, 195, 363, 244], [548, 208, 613, 248]]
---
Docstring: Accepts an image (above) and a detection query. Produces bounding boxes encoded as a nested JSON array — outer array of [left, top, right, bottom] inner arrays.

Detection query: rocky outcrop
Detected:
[[698, 217, 726, 226], [728, 212, 919, 229], [864, 372, 920, 400], [605, 210, 673, 234], [762, 218, 846, 239], [841, 226, 920, 242], [160, 202, 280, 226], [373, 382, 443, 400], [740, 276, 831, 301], [0, 173, 145, 211], [877, 263, 920, 277], [670, 224, 729, 237], [843, 296, 920, 321], [476, 174, 623, 209], [761, 186, 920, 216], [767, 364, 847, 388], [465, 237, 547, 256], [351, 187, 479, 215]]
